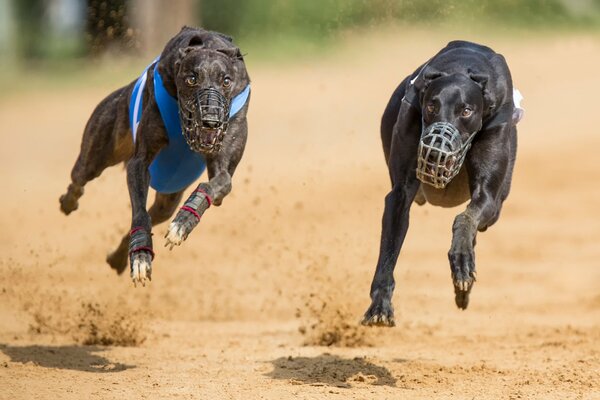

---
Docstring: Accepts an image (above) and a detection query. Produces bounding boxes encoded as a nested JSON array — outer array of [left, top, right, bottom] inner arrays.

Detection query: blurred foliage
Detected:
[[2, 0, 599, 72], [13, 0, 46, 59], [1, 0, 599, 96], [86, 0, 135, 55], [200, 0, 600, 41]]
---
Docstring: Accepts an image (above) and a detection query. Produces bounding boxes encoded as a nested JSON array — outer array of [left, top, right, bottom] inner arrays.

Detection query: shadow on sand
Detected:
[[266, 353, 396, 388], [0, 343, 134, 373]]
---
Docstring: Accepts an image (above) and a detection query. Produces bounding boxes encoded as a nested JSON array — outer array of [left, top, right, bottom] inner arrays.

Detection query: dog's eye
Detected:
[[461, 107, 473, 118], [426, 104, 436, 114], [185, 76, 197, 86], [223, 76, 232, 88]]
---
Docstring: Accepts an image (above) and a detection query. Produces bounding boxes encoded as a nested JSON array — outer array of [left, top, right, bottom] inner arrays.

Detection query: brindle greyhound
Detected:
[[59, 27, 251, 286], [362, 41, 522, 326]]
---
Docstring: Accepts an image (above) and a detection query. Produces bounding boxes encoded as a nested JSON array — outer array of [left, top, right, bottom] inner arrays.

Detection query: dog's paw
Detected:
[[164, 221, 187, 250], [361, 289, 395, 327], [130, 251, 152, 287], [164, 207, 201, 250], [453, 282, 474, 310], [59, 193, 79, 215], [448, 248, 477, 309]]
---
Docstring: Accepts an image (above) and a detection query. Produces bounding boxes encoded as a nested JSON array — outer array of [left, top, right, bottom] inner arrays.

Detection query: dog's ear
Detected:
[[468, 72, 488, 90], [416, 67, 447, 92], [423, 69, 445, 82], [216, 47, 244, 61], [175, 46, 196, 70], [469, 72, 495, 112], [178, 46, 196, 59], [188, 35, 204, 47]]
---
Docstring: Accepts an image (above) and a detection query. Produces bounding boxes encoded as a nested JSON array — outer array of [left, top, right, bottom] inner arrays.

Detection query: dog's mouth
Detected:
[[179, 88, 231, 154], [416, 122, 475, 189]]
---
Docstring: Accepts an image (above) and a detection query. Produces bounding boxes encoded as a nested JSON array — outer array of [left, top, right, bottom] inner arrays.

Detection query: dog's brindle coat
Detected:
[[362, 41, 518, 326], [59, 27, 250, 285]]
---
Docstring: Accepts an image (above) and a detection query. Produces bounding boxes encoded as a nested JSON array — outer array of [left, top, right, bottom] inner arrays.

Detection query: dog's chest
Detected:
[[129, 61, 207, 194], [420, 166, 471, 208]]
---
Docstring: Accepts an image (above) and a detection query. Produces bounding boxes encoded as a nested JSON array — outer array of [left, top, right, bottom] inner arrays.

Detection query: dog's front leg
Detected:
[[164, 161, 234, 249], [164, 116, 247, 249], [362, 181, 419, 326], [449, 127, 513, 309], [449, 189, 500, 309], [125, 104, 167, 286], [362, 104, 421, 327], [126, 155, 155, 286], [164, 181, 218, 249]]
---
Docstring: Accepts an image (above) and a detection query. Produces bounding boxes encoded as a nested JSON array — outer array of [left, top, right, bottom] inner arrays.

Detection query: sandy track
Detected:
[[0, 30, 599, 399]]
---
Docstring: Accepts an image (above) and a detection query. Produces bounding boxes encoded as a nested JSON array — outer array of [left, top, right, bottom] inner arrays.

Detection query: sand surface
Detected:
[[0, 30, 598, 399]]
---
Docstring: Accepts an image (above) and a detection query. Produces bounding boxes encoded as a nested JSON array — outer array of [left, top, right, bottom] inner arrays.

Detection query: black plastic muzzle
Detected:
[[179, 88, 230, 153]]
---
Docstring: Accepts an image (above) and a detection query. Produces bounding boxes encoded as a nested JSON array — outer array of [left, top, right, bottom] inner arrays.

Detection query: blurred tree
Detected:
[[13, 0, 45, 59], [3, 0, 600, 63], [129, 0, 199, 56], [200, 0, 244, 37], [0, 0, 17, 64], [86, 0, 135, 55], [199, 0, 600, 43], [47, 0, 85, 58]]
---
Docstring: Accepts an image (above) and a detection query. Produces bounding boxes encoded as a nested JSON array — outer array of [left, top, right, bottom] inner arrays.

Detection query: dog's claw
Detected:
[[361, 314, 396, 327], [449, 246, 477, 309], [164, 221, 186, 249], [361, 289, 396, 327], [130, 251, 152, 287], [453, 278, 474, 310]]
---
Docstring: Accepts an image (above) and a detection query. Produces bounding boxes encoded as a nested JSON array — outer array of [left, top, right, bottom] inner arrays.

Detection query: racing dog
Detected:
[[59, 26, 251, 286], [362, 40, 523, 326]]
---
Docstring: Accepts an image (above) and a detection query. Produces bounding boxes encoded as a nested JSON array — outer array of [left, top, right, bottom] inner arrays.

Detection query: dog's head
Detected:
[[419, 68, 493, 140], [414, 68, 493, 188], [174, 46, 245, 154]]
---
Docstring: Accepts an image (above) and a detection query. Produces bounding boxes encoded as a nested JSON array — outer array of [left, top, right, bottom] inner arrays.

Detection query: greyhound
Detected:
[[59, 26, 251, 286], [362, 40, 523, 326]]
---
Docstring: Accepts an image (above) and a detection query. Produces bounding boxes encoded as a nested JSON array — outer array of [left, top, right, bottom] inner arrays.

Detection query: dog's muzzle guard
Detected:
[[416, 122, 476, 189], [179, 88, 230, 153]]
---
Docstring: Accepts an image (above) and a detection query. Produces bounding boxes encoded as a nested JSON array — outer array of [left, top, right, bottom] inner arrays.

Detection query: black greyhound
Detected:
[[362, 41, 522, 326], [59, 27, 251, 286]]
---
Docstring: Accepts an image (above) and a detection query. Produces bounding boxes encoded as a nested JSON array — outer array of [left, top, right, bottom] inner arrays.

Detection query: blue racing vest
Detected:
[[129, 57, 250, 194]]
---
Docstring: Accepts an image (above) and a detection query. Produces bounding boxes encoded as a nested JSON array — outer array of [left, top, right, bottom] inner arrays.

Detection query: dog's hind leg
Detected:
[[107, 190, 185, 274], [60, 87, 132, 215], [59, 152, 113, 215]]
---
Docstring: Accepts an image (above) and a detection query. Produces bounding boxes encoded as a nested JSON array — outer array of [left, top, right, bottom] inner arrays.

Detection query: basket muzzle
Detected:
[[416, 122, 476, 189], [178, 88, 231, 153]]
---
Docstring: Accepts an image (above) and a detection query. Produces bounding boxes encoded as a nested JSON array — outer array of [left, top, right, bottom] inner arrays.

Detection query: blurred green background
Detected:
[[0, 0, 599, 91]]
